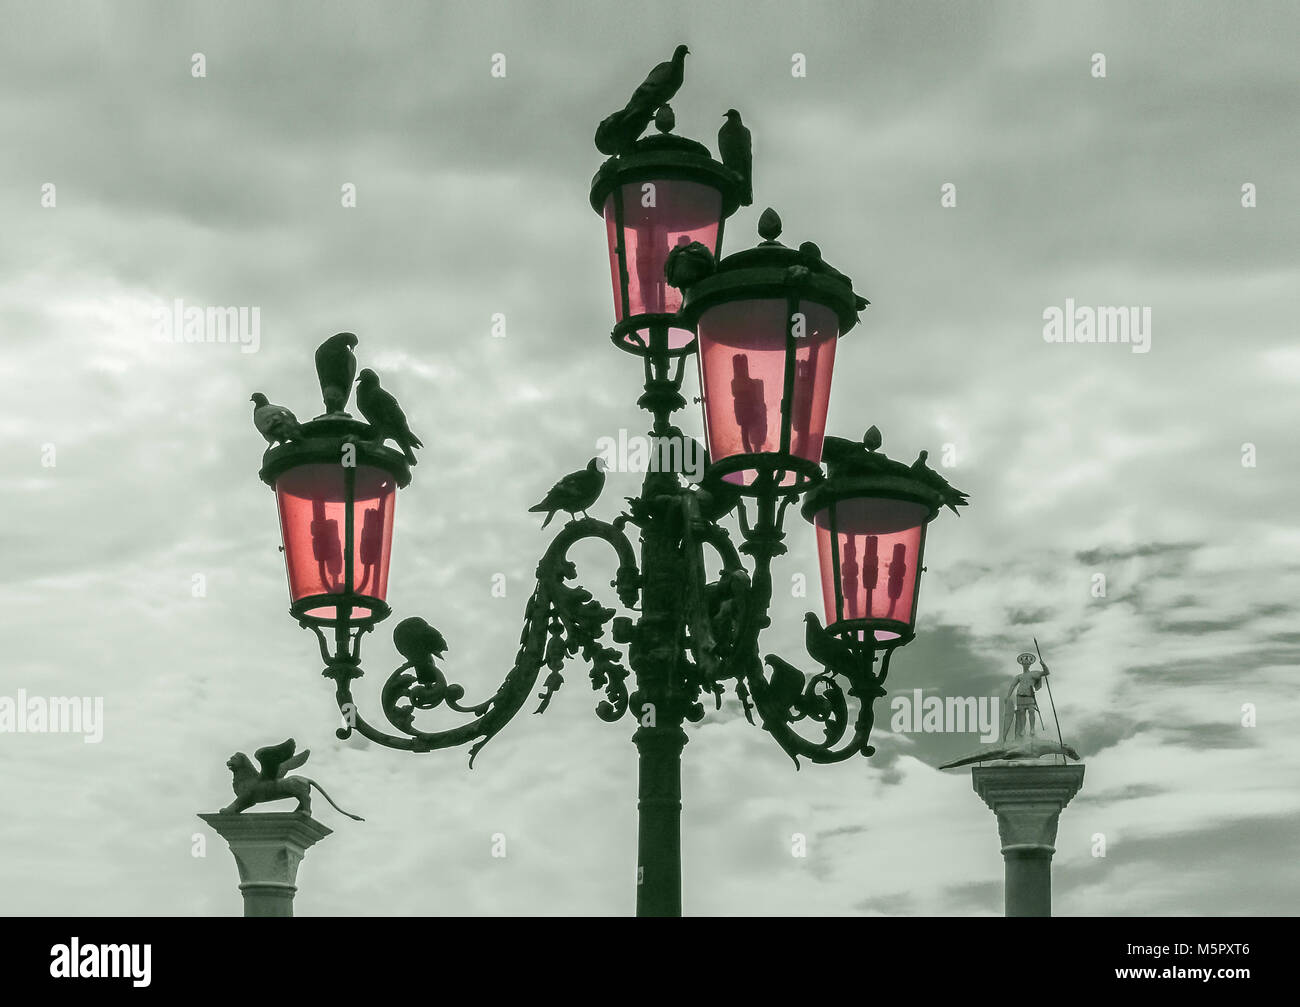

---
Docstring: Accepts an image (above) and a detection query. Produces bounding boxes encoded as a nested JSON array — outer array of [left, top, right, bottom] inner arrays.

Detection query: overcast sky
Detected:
[[1, 0, 1297, 916]]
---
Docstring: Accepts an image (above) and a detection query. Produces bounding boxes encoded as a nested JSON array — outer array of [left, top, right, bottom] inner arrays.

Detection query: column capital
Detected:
[[971, 763, 1085, 853], [198, 811, 332, 916]]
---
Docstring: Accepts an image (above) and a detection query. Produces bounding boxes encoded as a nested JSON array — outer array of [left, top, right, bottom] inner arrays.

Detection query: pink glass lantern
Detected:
[[802, 430, 963, 647], [275, 463, 397, 622], [812, 497, 931, 644], [677, 210, 865, 493], [259, 416, 411, 628], [591, 131, 742, 356]]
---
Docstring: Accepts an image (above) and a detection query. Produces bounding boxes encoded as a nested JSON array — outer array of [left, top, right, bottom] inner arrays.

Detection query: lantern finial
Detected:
[[863, 425, 882, 451], [757, 207, 782, 243]]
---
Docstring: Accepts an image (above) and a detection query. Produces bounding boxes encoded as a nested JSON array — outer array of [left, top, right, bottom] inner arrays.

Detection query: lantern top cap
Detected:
[[675, 208, 869, 333], [588, 132, 742, 215], [801, 429, 970, 523], [258, 414, 412, 490]]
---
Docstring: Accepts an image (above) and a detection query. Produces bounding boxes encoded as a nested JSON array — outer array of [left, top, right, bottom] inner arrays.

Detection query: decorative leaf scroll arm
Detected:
[[722, 493, 893, 766], [324, 517, 639, 764]]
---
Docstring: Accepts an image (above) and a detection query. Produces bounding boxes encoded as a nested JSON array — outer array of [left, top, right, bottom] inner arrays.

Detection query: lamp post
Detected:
[[250, 54, 968, 917]]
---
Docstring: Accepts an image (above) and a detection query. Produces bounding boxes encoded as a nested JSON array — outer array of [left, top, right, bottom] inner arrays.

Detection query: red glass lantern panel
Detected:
[[603, 179, 723, 350], [275, 463, 397, 620], [696, 298, 838, 484], [813, 497, 930, 642]]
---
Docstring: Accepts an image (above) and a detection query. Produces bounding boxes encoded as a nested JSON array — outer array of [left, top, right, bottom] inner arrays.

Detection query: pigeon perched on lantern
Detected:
[[314, 332, 358, 415], [594, 44, 689, 156], [356, 368, 423, 465], [717, 109, 753, 206], [251, 393, 304, 447]]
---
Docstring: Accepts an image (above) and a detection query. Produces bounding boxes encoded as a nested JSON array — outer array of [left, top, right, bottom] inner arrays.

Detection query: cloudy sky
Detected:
[[1, 0, 1296, 916]]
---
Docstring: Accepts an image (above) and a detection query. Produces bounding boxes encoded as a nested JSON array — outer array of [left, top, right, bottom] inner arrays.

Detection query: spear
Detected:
[[1034, 636, 1066, 765]]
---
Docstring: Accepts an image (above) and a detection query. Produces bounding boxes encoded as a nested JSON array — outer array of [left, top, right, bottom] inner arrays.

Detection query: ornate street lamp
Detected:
[[246, 47, 968, 918]]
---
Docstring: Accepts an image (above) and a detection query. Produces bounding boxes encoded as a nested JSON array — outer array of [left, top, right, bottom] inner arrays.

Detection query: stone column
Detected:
[[971, 762, 1084, 917], [198, 811, 332, 917]]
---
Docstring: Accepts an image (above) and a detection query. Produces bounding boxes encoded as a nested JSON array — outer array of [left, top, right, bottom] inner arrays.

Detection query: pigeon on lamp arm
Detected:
[[392, 616, 449, 684], [528, 458, 607, 528], [804, 612, 856, 675]]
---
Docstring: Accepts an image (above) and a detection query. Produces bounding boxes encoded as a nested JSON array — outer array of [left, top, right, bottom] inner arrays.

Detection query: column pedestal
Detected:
[[971, 762, 1084, 917], [198, 811, 332, 917]]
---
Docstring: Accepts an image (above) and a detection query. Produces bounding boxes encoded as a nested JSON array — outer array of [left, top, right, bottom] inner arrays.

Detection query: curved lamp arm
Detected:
[[324, 517, 640, 765], [723, 492, 892, 767]]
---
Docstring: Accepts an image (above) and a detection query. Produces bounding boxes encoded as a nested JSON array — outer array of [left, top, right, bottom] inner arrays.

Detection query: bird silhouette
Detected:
[[718, 109, 753, 206], [909, 450, 969, 515], [314, 332, 358, 414], [356, 368, 423, 465], [798, 241, 870, 313], [763, 655, 807, 712], [251, 393, 304, 446], [804, 613, 856, 674], [594, 45, 689, 155], [664, 239, 716, 289], [392, 616, 448, 684], [694, 477, 743, 522], [529, 458, 606, 528]]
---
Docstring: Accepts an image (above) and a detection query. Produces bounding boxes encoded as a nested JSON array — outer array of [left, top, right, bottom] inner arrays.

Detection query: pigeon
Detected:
[[595, 106, 655, 156], [356, 368, 423, 465], [694, 477, 743, 522], [314, 332, 358, 414], [251, 393, 304, 446], [804, 612, 856, 674], [664, 240, 716, 289], [763, 655, 806, 712], [594, 45, 689, 155], [528, 458, 606, 528], [392, 616, 448, 684], [625, 44, 689, 122], [909, 450, 969, 515], [718, 109, 753, 206], [798, 241, 870, 313]]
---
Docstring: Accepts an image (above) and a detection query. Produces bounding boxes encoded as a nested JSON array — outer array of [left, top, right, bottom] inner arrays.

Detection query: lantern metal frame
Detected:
[[250, 57, 967, 918]]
